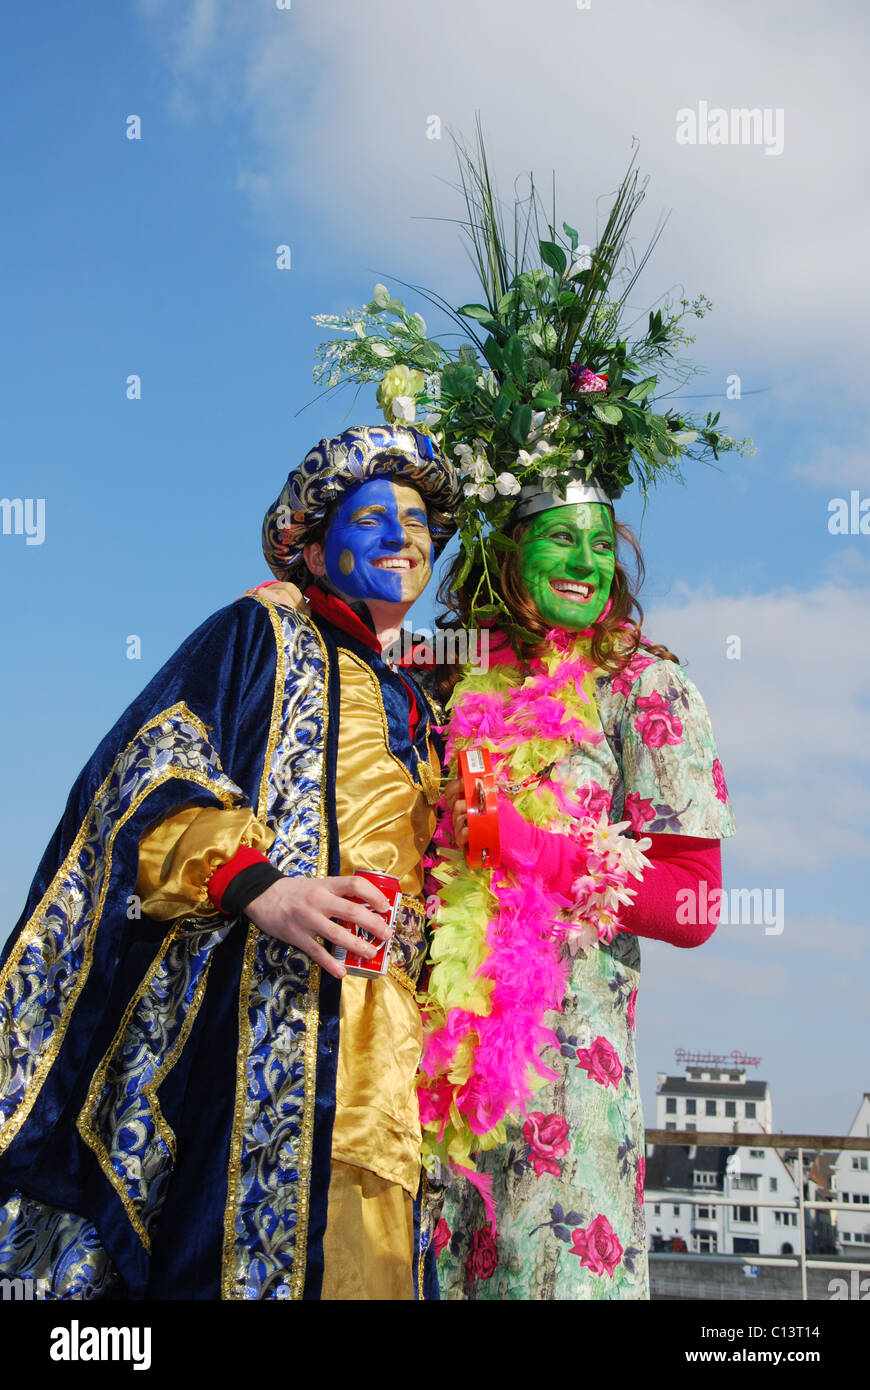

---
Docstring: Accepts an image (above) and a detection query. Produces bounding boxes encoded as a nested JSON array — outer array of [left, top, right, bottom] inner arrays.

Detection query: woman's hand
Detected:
[[443, 776, 469, 848], [245, 874, 392, 980]]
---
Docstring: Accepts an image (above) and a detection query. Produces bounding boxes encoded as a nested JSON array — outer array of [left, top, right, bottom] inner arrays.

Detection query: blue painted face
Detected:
[[321, 478, 434, 604]]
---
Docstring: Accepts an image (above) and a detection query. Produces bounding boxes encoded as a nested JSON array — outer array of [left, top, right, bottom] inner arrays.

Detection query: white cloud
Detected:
[[135, 0, 870, 394]]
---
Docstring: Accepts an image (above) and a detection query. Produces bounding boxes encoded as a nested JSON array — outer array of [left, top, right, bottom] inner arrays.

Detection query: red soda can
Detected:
[[332, 870, 401, 978]]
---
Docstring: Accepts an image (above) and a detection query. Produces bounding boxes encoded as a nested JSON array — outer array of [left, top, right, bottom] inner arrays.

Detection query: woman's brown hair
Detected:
[[434, 512, 679, 698]]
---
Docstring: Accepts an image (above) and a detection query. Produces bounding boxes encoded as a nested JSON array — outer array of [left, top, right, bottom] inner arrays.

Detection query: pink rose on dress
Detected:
[[636, 1154, 646, 1203], [624, 792, 656, 834], [574, 780, 612, 819], [634, 690, 683, 749], [522, 1112, 571, 1177], [433, 1218, 451, 1258], [611, 653, 656, 697], [712, 757, 729, 804], [569, 1213, 624, 1278], [466, 1225, 499, 1281], [575, 1036, 623, 1090], [627, 988, 637, 1031]]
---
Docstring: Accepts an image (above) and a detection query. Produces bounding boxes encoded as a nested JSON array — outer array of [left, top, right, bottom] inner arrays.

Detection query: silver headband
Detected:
[[512, 476, 613, 522]]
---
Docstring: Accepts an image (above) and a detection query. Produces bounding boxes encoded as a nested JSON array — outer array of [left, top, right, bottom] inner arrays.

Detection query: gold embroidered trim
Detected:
[[291, 614, 331, 1301], [0, 708, 236, 1156], [76, 923, 215, 1251], [418, 1168, 429, 1301], [220, 605, 330, 1300], [220, 922, 258, 1297], [250, 595, 287, 822]]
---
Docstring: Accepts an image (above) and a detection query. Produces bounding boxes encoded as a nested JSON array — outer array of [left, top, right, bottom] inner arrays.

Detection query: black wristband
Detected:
[[221, 863, 285, 918]]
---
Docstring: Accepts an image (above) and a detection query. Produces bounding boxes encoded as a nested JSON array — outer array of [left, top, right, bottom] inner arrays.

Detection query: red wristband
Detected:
[[207, 845, 274, 911]]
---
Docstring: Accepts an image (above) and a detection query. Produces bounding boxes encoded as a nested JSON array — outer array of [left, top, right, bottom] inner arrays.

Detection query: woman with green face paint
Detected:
[[419, 475, 737, 1302]]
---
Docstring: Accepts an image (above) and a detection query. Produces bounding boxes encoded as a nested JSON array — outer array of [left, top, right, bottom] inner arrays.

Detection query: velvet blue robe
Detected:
[[0, 594, 438, 1300]]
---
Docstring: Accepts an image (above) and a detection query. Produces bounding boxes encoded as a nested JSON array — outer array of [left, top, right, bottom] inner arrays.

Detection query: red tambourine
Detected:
[[458, 747, 501, 870]]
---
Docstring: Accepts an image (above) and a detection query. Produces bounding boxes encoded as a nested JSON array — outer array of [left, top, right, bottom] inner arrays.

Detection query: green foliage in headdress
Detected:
[[312, 124, 749, 628]]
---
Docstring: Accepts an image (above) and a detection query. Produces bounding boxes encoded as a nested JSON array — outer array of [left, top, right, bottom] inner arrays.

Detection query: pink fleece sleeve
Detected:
[[497, 797, 721, 949]]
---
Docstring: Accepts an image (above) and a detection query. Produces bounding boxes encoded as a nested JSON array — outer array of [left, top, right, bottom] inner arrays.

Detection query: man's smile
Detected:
[[371, 556, 418, 570]]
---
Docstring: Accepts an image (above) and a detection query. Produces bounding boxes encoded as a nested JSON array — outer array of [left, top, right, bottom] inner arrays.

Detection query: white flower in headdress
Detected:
[[495, 472, 521, 496], [463, 479, 495, 502], [390, 395, 417, 423]]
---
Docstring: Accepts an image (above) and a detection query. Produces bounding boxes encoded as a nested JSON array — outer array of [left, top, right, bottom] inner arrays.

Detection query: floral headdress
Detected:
[[313, 127, 748, 632]]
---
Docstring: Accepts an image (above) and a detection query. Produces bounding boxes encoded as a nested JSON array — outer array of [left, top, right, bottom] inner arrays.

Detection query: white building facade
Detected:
[[833, 1094, 870, 1253]]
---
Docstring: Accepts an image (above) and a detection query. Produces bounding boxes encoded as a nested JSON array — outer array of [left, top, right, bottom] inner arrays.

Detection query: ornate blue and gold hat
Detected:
[[262, 424, 459, 580]]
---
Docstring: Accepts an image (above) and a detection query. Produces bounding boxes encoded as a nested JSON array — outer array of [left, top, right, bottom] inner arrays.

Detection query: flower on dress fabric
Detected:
[[569, 1213, 624, 1277], [574, 780, 612, 819], [634, 690, 684, 748], [625, 792, 656, 835], [466, 1224, 499, 1281], [627, 988, 637, 1031], [712, 757, 729, 804], [433, 1218, 451, 1258], [575, 1036, 624, 1090], [522, 1112, 571, 1177], [611, 652, 656, 697], [635, 1154, 646, 1203]]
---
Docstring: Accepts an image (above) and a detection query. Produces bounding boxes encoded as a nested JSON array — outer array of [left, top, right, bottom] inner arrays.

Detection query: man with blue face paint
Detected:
[[0, 425, 458, 1303]]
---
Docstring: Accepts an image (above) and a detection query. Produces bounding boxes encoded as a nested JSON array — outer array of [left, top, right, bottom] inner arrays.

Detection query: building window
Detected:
[[686, 1099, 697, 1115], [774, 1211, 797, 1227], [666, 1122, 676, 1131], [843, 1232, 852, 1241], [725, 1101, 737, 1117], [705, 1100, 717, 1117], [653, 1204, 660, 1215], [733, 1174, 760, 1191], [697, 1234, 717, 1253], [686, 1122, 696, 1131], [852, 1156, 869, 1171], [733, 1237, 760, 1254], [745, 1102, 756, 1118], [673, 1205, 681, 1215], [697, 1206, 712, 1219], [770, 1177, 778, 1192], [666, 1098, 677, 1114], [732, 1206, 758, 1224], [749, 1149, 764, 1158]]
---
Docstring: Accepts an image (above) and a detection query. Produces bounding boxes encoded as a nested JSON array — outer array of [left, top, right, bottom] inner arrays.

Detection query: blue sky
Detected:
[[1, 1, 868, 1134]]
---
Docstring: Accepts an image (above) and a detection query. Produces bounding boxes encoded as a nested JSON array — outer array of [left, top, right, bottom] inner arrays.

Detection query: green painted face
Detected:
[[517, 502, 616, 631]]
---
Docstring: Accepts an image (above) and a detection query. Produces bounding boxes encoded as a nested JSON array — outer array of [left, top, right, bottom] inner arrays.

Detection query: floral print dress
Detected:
[[434, 652, 736, 1300]]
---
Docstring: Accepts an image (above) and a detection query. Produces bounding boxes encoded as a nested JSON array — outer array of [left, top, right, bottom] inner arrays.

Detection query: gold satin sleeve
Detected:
[[136, 805, 275, 921]]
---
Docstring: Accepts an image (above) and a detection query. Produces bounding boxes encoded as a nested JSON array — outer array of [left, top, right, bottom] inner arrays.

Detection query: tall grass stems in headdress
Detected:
[[312, 122, 750, 640]]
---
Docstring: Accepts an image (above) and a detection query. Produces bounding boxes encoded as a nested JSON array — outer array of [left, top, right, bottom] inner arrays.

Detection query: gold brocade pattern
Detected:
[[221, 600, 328, 1301], [0, 704, 242, 1156], [0, 1191, 119, 1299], [76, 920, 231, 1250], [136, 806, 275, 921]]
